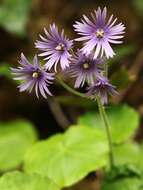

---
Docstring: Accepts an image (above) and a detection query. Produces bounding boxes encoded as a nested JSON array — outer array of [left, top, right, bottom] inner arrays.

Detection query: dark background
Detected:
[[0, 0, 143, 144]]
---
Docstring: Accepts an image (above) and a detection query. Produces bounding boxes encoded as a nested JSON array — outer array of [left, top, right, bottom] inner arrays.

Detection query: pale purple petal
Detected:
[[66, 50, 103, 88], [87, 76, 116, 104], [35, 24, 73, 71], [11, 54, 54, 98], [73, 7, 125, 59]]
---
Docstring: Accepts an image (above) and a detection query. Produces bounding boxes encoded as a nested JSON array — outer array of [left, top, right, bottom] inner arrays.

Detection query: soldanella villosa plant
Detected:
[[0, 6, 140, 190], [12, 6, 125, 167]]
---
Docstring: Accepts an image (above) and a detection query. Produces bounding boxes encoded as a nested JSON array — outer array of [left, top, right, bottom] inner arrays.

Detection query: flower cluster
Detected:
[[11, 7, 125, 104]]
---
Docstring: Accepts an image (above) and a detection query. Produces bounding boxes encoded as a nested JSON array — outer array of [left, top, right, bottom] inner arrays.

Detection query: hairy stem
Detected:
[[96, 96, 114, 169], [104, 62, 108, 77], [57, 77, 86, 98]]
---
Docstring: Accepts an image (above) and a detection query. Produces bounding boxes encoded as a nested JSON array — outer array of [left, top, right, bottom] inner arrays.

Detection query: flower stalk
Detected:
[[96, 96, 114, 169], [57, 77, 86, 98]]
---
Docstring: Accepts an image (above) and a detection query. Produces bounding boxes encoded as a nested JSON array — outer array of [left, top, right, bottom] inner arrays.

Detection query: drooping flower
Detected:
[[73, 7, 125, 59], [86, 76, 116, 104], [35, 24, 73, 72], [67, 50, 103, 88], [11, 53, 54, 98]]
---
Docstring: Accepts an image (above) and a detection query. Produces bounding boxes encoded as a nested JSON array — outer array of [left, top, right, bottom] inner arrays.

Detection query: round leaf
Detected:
[[0, 171, 59, 190], [113, 143, 143, 172], [24, 126, 108, 188], [0, 120, 37, 171], [102, 176, 143, 190], [0, 0, 32, 36], [78, 105, 139, 144], [102, 164, 143, 190]]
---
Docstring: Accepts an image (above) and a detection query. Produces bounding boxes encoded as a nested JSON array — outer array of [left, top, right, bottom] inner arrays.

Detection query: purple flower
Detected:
[[35, 24, 73, 72], [73, 7, 125, 59], [67, 50, 103, 88], [87, 77, 116, 104], [11, 53, 54, 98]]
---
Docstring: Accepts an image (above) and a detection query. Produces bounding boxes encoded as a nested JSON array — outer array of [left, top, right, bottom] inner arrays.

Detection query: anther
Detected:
[[32, 72, 39, 78], [96, 29, 104, 38], [83, 63, 89, 69], [55, 43, 65, 51]]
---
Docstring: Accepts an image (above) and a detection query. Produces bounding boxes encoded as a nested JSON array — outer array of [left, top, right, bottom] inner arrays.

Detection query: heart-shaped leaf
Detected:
[[113, 142, 143, 172], [78, 105, 139, 144], [0, 171, 60, 190], [24, 126, 108, 188], [0, 0, 32, 36], [0, 120, 37, 171], [101, 170, 143, 190]]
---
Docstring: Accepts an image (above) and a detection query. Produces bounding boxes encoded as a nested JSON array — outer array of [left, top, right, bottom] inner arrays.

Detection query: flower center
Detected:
[[55, 43, 65, 51], [95, 29, 104, 38], [83, 62, 90, 69], [32, 72, 39, 78]]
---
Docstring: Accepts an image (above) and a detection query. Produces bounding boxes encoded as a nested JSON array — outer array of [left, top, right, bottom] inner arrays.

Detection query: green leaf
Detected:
[[0, 0, 32, 36], [102, 176, 143, 190], [101, 167, 143, 190], [78, 105, 140, 144], [113, 143, 143, 172], [101, 164, 143, 190], [0, 120, 37, 171], [24, 126, 108, 188], [0, 171, 60, 190]]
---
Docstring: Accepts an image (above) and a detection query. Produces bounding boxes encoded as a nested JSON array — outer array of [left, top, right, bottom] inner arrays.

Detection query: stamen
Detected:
[[83, 63, 89, 69], [55, 43, 65, 51], [32, 72, 39, 78], [96, 29, 104, 38]]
